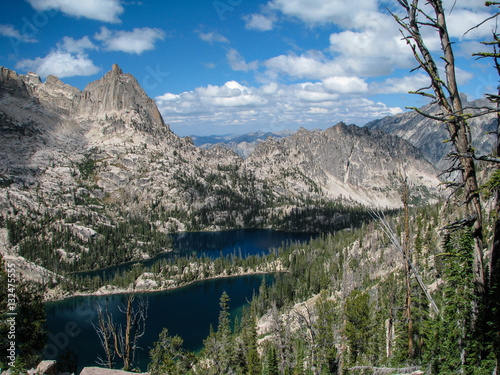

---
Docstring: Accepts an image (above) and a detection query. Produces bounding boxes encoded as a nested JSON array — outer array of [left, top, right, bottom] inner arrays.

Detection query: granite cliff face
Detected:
[[77, 63, 167, 135], [0, 65, 239, 232], [365, 97, 497, 170], [246, 124, 441, 207]]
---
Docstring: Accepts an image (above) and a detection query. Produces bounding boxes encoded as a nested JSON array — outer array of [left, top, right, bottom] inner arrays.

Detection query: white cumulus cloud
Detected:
[[26, 0, 124, 23], [322, 76, 369, 94], [156, 79, 402, 135], [244, 13, 275, 31], [269, 0, 378, 27], [227, 49, 259, 72], [16, 51, 99, 78], [264, 52, 343, 80], [15, 36, 98, 78], [446, 9, 498, 40], [95, 27, 165, 55], [58, 36, 96, 54], [372, 74, 431, 95]]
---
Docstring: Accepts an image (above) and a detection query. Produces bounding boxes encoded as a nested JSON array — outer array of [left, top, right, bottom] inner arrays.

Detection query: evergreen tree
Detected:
[[314, 293, 339, 374], [238, 307, 261, 375], [423, 228, 496, 374], [263, 344, 279, 375], [217, 291, 233, 373], [344, 290, 372, 365], [200, 291, 235, 374], [15, 281, 48, 368], [149, 328, 195, 375]]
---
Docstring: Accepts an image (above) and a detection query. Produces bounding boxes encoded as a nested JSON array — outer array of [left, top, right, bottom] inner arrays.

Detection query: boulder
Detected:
[[35, 360, 57, 375], [79, 367, 147, 375]]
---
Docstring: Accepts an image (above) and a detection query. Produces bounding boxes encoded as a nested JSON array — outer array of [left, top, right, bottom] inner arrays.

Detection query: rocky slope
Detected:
[[365, 96, 497, 170], [246, 124, 441, 208], [0, 65, 442, 274]]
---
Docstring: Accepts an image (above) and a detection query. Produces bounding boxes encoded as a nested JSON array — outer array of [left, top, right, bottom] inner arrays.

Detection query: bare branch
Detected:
[[406, 106, 447, 121], [463, 12, 500, 37], [441, 214, 477, 231], [473, 155, 500, 163], [369, 210, 440, 315]]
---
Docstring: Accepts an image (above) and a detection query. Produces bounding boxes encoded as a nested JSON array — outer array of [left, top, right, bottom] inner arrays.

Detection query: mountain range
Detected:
[[0, 64, 459, 268], [191, 130, 295, 158]]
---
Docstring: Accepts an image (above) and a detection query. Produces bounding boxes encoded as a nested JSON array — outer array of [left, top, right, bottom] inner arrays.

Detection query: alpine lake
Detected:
[[44, 229, 317, 372]]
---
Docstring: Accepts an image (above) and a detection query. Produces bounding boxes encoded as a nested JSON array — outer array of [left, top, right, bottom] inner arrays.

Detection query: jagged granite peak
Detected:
[[365, 96, 497, 170], [36, 75, 82, 114], [79, 64, 167, 134], [0, 66, 31, 98], [0, 65, 170, 137], [112, 63, 123, 75], [246, 122, 442, 207]]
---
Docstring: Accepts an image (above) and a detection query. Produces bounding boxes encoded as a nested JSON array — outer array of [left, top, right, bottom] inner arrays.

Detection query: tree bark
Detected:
[[402, 177, 413, 357], [395, 0, 486, 295]]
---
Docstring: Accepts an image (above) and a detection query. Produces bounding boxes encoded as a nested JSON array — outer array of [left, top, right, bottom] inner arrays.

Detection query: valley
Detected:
[[0, 64, 441, 277], [0, 64, 497, 375]]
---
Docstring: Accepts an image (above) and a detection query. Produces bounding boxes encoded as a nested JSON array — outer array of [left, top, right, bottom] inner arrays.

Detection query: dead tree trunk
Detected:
[[93, 295, 148, 371], [393, 0, 486, 296], [402, 176, 413, 357], [474, 24, 500, 302], [93, 304, 115, 369], [473, 20, 500, 370]]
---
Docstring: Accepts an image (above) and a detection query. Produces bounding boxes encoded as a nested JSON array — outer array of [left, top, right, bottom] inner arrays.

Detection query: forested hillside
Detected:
[[144, 199, 498, 375]]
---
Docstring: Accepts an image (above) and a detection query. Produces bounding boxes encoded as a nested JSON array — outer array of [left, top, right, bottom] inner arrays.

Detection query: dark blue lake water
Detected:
[[45, 229, 316, 372], [45, 274, 274, 372], [171, 228, 315, 258]]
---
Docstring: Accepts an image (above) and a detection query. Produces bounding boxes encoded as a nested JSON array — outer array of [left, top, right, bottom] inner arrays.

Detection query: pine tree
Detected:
[[239, 307, 261, 375], [423, 228, 496, 374], [314, 292, 339, 373], [344, 290, 372, 365], [148, 328, 194, 375], [15, 281, 48, 368], [263, 344, 279, 375], [200, 291, 235, 374], [217, 291, 233, 373]]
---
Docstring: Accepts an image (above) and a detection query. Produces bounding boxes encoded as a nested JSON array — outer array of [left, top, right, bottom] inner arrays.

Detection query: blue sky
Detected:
[[0, 0, 498, 136]]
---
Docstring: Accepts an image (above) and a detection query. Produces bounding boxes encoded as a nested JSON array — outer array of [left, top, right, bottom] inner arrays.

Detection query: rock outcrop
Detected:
[[35, 360, 58, 375], [79, 367, 147, 375], [78, 63, 167, 135]]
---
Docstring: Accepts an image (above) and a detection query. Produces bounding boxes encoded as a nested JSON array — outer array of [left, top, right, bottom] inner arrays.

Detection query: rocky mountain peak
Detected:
[[246, 123, 442, 207], [36, 75, 82, 114], [0, 66, 31, 98], [80, 65, 167, 135], [332, 121, 348, 131], [365, 97, 497, 169], [112, 63, 123, 75]]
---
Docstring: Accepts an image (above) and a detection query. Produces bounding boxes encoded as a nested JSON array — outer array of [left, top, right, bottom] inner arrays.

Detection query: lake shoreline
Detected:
[[44, 265, 288, 303]]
